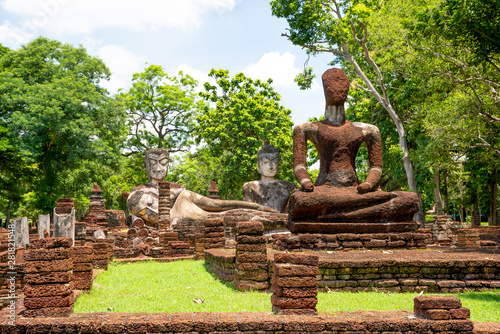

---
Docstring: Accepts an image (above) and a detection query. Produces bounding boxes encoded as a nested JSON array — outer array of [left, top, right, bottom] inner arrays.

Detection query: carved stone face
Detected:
[[146, 152, 169, 182], [258, 153, 279, 179]]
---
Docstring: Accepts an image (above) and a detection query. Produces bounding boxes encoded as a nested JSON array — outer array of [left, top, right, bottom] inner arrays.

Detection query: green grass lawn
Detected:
[[74, 260, 500, 322]]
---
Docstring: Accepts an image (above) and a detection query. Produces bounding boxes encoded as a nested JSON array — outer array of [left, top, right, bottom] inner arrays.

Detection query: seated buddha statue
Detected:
[[287, 68, 420, 234], [243, 140, 296, 213]]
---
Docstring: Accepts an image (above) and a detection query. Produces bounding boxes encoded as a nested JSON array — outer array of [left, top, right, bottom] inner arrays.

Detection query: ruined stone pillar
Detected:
[[13, 217, 29, 248], [158, 181, 171, 231], [37, 214, 50, 239], [71, 246, 94, 290], [53, 198, 75, 245], [203, 218, 225, 249], [194, 233, 205, 260], [23, 237, 74, 317], [271, 253, 319, 315], [92, 241, 109, 270], [432, 215, 453, 245], [234, 221, 268, 291]]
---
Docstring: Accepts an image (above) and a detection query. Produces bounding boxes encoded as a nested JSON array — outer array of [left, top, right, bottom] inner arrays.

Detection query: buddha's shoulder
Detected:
[[351, 122, 380, 135]]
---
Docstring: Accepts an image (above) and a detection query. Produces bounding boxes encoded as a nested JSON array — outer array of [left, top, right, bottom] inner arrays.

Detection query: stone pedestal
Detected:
[[37, 214, 50, 239], [432, 215, 453, 245], [13, 217, 29, 248], [71, 246, 93, 290], [23, 237, 74, 317], [234, 222, 268, 291], [271, 253, 318, 315]]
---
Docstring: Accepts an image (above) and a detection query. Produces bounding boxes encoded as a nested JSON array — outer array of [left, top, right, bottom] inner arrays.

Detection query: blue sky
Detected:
[[0, 0, 334, 124]]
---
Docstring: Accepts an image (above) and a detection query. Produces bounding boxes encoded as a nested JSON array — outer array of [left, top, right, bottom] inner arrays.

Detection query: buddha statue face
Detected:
[[257, 141, 280, 179], [145, 148, 169, 183], [258, 153, 280, 178]]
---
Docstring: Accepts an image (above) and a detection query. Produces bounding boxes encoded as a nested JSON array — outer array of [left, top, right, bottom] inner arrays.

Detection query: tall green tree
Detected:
[[270, 0, 426, 222], [120, 65, 207, 154], [0, 37, 126, 213], [197, 69, 295, 199]]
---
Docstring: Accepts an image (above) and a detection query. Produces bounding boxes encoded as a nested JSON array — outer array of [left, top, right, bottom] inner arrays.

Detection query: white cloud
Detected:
[[242, 51, 301, 88], [1, 0, 235, 35], [97, 45, 146, 94], [0, 22, 33, 47]]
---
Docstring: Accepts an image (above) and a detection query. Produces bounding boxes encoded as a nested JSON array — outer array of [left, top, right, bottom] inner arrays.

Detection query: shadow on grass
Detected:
[[202, 262, 239, 292], [456, 291, 500, 303]]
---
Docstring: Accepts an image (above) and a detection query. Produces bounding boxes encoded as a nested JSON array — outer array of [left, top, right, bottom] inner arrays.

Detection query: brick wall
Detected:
[[272, 232, 431, 251], [205, 249, 500, 293], [0, 310, 475, 333]]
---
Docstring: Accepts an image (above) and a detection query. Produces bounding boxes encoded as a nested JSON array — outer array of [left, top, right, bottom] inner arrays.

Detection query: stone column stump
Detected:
[[13, 217, 29, 248], [71, 246, 94, 290], [195, 233, 205, 260], [37, 214, 50, 239], [271, 253, 319, 315], [234, 221, 268, 291], [93, 241, 110, 270], [432, 215, 453, 245], [23, 237, 74, 317], [204, 218, 225, 249]]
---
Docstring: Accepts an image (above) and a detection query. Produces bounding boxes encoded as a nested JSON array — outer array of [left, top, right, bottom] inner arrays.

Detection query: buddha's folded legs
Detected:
[[289, 186, 419, 223]]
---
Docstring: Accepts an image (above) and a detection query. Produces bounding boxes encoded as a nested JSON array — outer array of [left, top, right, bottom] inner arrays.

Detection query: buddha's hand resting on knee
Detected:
[[301, 180, 314, 192], [357, 182, 373, 194]]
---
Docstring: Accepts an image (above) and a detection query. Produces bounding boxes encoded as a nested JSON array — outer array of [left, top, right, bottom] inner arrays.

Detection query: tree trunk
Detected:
[[472, 193, 480, 226], [443, 168, 449, 215], [345, 51, 425, 224], [433, 167, 444, 215], [6, 199, 12, 226], [489, 169, 498, 226]]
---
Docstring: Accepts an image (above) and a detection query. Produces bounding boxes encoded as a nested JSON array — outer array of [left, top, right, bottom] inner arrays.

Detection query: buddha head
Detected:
[[257, 140, 280, 179], [322, 68, 350, 106], [145, 148, 169, 183]]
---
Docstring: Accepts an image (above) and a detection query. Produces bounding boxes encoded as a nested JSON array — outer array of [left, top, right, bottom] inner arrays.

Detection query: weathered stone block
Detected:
[[237, 221, 264, 235]]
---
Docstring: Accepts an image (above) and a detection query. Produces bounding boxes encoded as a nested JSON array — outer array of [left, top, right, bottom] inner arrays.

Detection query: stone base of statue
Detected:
[[271, 230, 432, 252], [287, 186, 420, 234], [286, 221, 419, 234]]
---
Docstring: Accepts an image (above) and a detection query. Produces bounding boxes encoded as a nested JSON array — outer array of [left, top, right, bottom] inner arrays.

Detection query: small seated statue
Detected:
[[243, 140, 296, 213], [288, 68, 419, 233], [127, 148, 276, 226]]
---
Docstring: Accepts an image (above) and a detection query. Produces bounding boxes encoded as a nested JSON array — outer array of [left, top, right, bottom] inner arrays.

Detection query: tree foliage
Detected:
[[120, 65, 207, 154], [0, 37, 126, 213], [196, 69, 295, 199]]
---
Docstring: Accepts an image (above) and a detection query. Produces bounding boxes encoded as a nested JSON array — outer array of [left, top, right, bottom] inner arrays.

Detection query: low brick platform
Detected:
[[0, 301, 478, 334], [205, 248, 500, 293]]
